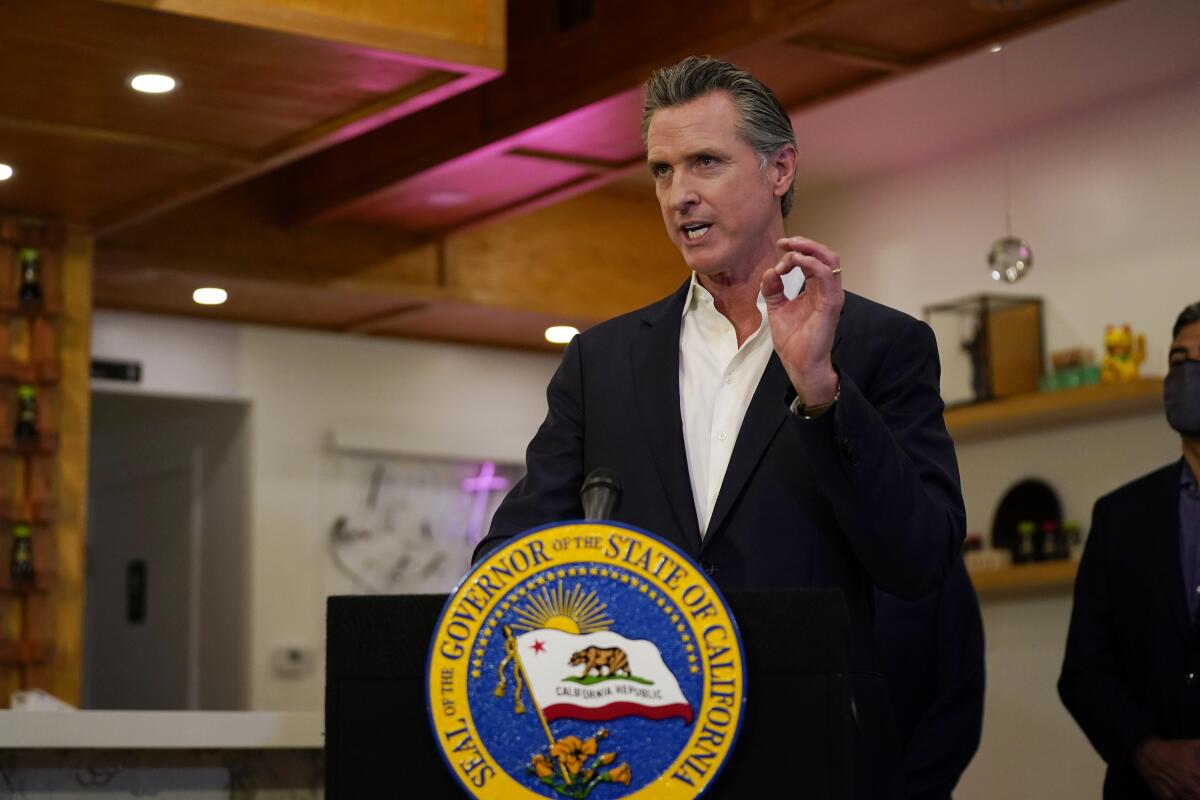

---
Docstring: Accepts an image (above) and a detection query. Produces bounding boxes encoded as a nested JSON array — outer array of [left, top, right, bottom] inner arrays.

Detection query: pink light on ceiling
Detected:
[[334, 149, 592, 228], [513, 88, 646, 163]]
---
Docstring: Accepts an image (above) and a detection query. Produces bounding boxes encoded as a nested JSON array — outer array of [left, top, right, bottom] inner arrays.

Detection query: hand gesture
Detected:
[[761, 236, 845, 406]]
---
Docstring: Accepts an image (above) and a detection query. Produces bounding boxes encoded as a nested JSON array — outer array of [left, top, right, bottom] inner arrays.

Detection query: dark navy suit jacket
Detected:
[[477, 280, 967, 797], [1060, 462, 1200, 799], [876, 558, 985, 800]]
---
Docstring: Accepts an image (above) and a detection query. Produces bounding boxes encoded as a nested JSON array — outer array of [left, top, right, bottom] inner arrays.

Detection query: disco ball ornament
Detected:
[[988, 236, 1033, 283]]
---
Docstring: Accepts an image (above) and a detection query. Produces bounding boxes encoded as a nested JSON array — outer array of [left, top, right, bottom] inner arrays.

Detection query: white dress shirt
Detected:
[[679, 269, 804, 536]]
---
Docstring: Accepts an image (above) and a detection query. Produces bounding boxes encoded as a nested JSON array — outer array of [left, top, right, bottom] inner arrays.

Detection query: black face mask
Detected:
[[1165, 359, 1200, 436]]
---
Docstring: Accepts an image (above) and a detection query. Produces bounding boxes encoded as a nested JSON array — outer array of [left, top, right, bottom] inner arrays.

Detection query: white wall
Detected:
[[91, 311, 561, 709], [236, 326, 559, 709], [91, 312, 246, 400], [790, 48, 1200, 800]]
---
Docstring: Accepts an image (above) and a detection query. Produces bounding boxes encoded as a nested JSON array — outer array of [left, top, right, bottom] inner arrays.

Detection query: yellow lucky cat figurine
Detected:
[[1100, 324, 1146, 383]]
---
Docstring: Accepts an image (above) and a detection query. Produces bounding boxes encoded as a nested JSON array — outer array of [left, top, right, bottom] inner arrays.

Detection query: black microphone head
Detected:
[[582, 467, 621, 493], [581, 467, 621, 521]]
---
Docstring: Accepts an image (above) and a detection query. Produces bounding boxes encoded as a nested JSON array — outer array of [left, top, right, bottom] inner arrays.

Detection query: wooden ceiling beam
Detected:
[[783, 35, 915, 73], [506, 148, 633, 173], [780, 0, 1118, 111], [103, 0, 506, 71], [0, 114, 254, 166], [94, 70, 477, 235], [279, 0, 835, 225], [453, 157, 646, 237], [343, 302, 433, 334]]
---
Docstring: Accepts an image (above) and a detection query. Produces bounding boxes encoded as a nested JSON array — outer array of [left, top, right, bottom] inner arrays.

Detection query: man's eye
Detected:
[[698, 156, 716, 167], [652, 165, 671, 178]]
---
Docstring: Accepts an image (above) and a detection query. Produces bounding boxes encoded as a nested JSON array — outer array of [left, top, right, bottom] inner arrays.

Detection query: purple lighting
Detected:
[[462, 461, 510, 543]]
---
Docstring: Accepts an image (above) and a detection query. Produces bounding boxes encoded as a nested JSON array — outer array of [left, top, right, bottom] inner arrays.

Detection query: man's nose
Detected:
[[669, 176, 700, 212]]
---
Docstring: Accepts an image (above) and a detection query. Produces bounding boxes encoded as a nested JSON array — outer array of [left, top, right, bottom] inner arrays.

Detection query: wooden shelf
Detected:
[[945, 378, 1163, 443], [969, 559, 1078, 599]]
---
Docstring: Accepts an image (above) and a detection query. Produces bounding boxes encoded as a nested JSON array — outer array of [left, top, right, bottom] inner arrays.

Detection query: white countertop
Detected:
[[0, 710, 324, 749]]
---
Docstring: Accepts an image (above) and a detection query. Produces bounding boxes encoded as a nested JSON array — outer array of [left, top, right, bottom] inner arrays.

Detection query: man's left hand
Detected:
[[761, 236, 845, 406]]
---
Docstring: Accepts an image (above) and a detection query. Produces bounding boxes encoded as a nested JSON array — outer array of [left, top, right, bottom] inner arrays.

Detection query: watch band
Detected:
[[789, 382, 841, 419]]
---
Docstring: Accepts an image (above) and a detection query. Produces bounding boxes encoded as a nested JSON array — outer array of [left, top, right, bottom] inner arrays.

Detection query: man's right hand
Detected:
[[1134, 737, 1200, 799]]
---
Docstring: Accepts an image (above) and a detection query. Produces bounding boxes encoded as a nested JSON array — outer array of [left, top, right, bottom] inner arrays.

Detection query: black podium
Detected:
[[326, 590, 854, 798]]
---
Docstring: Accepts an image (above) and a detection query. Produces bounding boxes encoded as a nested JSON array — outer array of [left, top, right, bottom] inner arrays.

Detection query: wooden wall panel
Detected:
[[45, 229, 92, 705]]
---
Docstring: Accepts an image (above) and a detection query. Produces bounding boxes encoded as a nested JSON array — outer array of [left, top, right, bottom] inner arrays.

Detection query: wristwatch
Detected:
[[789, 382, 841, 419]]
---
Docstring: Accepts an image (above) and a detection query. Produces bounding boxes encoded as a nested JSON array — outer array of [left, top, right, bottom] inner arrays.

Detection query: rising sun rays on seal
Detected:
[[511, 580, 613, 634]]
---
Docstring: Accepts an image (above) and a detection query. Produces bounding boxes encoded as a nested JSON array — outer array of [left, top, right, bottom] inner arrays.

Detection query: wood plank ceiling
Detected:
[[0, 0, 1111, 350]]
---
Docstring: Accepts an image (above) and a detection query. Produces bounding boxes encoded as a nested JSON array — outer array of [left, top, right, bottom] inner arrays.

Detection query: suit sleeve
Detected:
[[898, 562, 986, 799], [1058, 498, 1157, 766], [792, 317, 966, 599], [473, 336, 586, 562]]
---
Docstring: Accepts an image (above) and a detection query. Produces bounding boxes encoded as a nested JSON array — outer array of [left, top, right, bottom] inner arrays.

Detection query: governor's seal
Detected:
[[427, 521, 746, 799]]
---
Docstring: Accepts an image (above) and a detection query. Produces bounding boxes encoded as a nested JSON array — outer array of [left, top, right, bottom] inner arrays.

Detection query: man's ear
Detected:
[[770, 144, 798, 198]]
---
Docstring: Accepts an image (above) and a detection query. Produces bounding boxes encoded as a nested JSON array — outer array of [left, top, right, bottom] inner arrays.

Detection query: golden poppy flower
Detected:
[[549, 735, 597, 775], [597, 752, 616, 766], [530, 753, 553, 779], [606, 763, 632, 785]]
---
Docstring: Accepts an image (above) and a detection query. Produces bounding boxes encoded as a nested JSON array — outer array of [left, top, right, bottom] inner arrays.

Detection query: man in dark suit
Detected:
[[875, 559, 985, 800], [1060, 301, 1200, 799], [476, 56, 966, 797]]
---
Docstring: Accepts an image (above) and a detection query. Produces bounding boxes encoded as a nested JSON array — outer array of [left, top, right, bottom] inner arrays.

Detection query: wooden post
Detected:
[[45, 229, 92, 705]]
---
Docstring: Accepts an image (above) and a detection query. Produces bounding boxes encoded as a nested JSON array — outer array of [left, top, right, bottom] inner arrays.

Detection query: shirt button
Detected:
[[717, 431, 728, 442], [724, 376, 733, 385], [1189, 672, 1197, 686]]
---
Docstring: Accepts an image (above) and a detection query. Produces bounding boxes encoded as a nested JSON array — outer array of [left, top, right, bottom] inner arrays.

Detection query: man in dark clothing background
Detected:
[[1060, 300, 1200, 799]]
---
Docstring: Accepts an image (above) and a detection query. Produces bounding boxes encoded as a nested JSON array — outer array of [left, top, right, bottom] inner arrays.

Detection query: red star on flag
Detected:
[[531, 639, 546, 654]]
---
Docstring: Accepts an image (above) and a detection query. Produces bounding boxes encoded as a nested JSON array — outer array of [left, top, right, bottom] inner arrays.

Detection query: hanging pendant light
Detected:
[[989, 236, 1032, 284], [989, 45, 1033, 283]]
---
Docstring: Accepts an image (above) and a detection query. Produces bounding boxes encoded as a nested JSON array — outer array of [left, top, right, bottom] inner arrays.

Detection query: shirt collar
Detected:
[[1183, 459, 1199, 495], [681, 269, 805, 319]]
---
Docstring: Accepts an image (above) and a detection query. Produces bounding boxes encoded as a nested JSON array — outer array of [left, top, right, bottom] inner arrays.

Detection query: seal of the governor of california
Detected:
[[427, 521, 746, 799]]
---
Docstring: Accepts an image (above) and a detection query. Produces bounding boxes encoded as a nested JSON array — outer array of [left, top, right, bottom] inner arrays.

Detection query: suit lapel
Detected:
[[702, 305, 848, 548], [1153, 463, 1190, 642], [630, 282, 703, 554], [703, 353, 791, 546]]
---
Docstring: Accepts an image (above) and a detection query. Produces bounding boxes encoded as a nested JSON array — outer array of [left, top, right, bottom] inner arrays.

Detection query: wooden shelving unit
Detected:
[[969, 560, 1078, 600], [0, 223, 65, 696], [947, 381, 1161, 597], [945, 378, 1163, 443]]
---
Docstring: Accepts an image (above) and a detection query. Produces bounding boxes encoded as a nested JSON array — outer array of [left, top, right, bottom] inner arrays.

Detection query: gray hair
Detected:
[[642, 56, 797, 216]]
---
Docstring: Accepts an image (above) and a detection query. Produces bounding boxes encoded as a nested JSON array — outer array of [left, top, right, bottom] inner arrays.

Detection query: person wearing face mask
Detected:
[[1060, 301, 1200, 800]]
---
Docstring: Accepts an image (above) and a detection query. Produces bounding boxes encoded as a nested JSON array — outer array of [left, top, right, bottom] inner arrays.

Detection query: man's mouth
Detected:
[[682, 223, 712, 241]]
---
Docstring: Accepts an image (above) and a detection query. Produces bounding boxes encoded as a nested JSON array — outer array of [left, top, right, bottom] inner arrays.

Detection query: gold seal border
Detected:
[[427, 522, 746, 799]]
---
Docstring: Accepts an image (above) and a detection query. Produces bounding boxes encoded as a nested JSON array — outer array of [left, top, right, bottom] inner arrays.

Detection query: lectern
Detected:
[[326, 590, 853, 798]]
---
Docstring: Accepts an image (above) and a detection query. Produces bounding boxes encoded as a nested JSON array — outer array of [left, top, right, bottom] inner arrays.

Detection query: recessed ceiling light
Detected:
[[0, 163, 12, 182], [544, 325, 579, 344], [130, 73, 177, 94], [193, 287, 227, 305], [990, 43, 1004, 53], [428, 190, 469, 207]]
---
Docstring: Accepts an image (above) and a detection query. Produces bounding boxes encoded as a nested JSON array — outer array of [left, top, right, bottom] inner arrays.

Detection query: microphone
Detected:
[[581, 468, 621, 521]]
